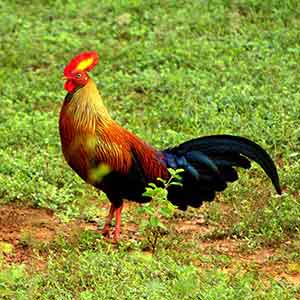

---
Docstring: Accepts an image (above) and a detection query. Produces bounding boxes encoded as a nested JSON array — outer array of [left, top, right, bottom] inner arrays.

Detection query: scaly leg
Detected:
[[101, 203, 115, 237], [113, 203, 124, 242]]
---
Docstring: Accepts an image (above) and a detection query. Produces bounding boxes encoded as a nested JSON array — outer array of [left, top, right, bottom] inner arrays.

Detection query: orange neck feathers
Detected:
[[63, 78, 112, 130]]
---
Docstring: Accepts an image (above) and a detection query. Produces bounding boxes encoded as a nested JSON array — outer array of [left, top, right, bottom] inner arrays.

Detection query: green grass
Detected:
[[1, 234, 299, 300], [1, 0, 300, 298]]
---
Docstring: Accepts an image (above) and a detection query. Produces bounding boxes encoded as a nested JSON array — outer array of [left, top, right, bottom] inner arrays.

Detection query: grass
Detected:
[[1, 0, 300, 298], [1, 233, 299, 300]]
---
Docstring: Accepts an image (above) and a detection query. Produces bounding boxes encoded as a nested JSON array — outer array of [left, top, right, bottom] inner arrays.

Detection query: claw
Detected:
[[101, 224, 111, 237], [112, 230, 121, 244], [100, 203, 116, 238]]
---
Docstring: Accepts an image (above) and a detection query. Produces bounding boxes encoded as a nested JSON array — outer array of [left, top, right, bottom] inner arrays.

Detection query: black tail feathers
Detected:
[[163, 134, 281, 210]]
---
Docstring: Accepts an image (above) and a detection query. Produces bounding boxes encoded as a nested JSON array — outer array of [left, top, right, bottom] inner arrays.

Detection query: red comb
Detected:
[[64, 51, 99, 76]]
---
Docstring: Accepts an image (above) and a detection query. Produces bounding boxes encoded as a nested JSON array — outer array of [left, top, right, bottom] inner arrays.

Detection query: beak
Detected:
[[62, 76, 68, 80]]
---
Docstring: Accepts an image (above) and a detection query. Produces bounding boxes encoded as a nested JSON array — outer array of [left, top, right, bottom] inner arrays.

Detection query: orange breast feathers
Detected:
[[60, 107, 168, 183]]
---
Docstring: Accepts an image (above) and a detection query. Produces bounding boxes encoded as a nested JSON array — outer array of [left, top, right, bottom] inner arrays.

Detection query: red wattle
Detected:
[[64, 80, 76, 93]]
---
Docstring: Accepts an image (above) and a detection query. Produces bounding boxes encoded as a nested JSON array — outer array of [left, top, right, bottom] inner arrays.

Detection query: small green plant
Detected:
[[137, 168, 183, 254]]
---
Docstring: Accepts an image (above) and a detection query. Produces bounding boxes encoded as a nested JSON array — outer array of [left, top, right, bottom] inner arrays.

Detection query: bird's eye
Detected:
[[76, 73, 82, 78]]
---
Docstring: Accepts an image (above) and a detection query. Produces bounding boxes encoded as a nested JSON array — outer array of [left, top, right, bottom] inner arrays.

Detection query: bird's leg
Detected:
[[112, 203, 124, 242], [101, 203, 115, 237]]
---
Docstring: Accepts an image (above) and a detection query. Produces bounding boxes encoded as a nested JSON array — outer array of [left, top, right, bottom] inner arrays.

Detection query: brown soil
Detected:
[[0, 203, 63, 268], [0, 203, 299, 286]]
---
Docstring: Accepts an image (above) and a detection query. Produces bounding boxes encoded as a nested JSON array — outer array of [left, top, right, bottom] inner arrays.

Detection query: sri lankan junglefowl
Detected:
[[59, 51, 281, 241]]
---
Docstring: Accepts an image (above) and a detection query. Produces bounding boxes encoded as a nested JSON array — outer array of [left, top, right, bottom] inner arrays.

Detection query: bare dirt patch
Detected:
[[0, 203, 61, 266]]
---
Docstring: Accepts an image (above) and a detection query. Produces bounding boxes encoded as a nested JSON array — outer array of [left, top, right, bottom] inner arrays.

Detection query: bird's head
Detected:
[[63, 51, 99, 93]]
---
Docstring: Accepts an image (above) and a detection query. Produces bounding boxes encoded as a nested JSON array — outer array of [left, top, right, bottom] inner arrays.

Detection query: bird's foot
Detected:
[[100, 224, 111, 237], [112, 229, 121, 244], [99, 225, 120, 243]]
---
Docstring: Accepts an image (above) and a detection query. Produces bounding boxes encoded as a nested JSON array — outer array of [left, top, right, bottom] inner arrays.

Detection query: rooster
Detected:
[[59, 51, 281, 241]]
